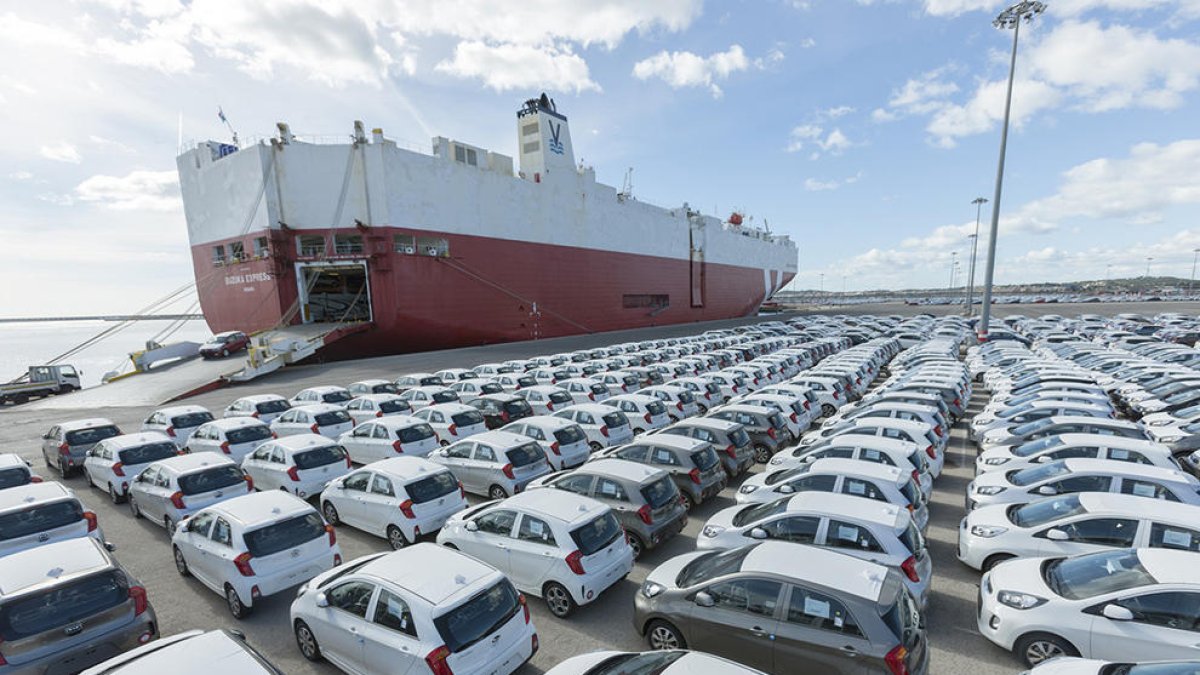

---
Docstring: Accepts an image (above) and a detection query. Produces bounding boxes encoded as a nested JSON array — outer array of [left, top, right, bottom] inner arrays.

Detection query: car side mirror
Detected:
[[86, 450, 95, 457], [1102, 604, 1133, 621], [1045, 528, 1069, 541], [104, 541, 118, 552], [1037, 485, 1058, 496], [1034, 455, 1050, 463], [42, 433, 51, 440], [314, 592, 329, 608], [694, 591, 715, 608], [778, 484, 795, 494], [748, 527, 769, 540], [803, 455, 816, 463], [465, 521, 479, 532]]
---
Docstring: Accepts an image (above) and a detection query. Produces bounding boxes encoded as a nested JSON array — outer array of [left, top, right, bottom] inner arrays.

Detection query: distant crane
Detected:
[[618, 167, 634, 201]]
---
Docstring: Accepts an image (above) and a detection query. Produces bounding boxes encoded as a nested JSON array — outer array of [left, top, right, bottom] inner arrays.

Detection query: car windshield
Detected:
[[293, 445, 347, 470], [732, 498, 789, 527], [1009, 461, 1070, 487], [378, 400, 411, 414], [765, 467, 807, 486], [178, 466, 245, 495], [1010, 418, 1056, 436], [398, 424, 436, 443], [553, 425, 586, 446], [0, 500, 81, 540], [0, 467, 30, 490], [506, 443, 544, 468], [65, 425, 120, 446], [314, 411, 352, 427], [571, 511, 623, 556], [321, 391, 352, 404], [587, 651, 686, 675], [225, 426, 272, 445], [602, 412, 628, 429], [1011, 436, 1066, 458], [0, 572, 128, 641], [691, 447, 719, 472], [1043, 549, 1157, 600], [677, 546, 754, 587], [640, 476, 678, 509], [243, 512, 326, 557], [1105, 665, 1200, 675], [118, 442, 179, 465], [171, 412, 214, 428], [406, 471, 459, 504], [451, 411, 485, 428], [434, 580, 521, 653], [256, 400, 290, 414], [1008, 494, 1086, 527]]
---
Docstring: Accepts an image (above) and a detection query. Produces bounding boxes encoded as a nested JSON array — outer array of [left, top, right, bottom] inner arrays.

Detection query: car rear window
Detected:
[[434, 580, 522, 653], [549, 392, 573, 405], [378, 400, 412, 414], [398, 424, 436, 443], [420, 377, 445, 387], [899, 522, 925, 556], [645, 401, 667, 416], [640, 476, 677, 509], [406, 471, 459, 504], [0, 500, 82, 540], [65, 425, 120, 446], [315, 411, 352, 427], [321, 391, 352, 404], [503, 400, 532, 416], [677, 391, 695, 404], [602, 412, 627, 429], [729, 427, 751, 448], [294, 445, 347, 470], [900, 479, 921, 506], [880, 584, 921, 652], [0, 468, 30, 490], [433, 391, 461, 404], [480, 383, 504, 394], [768, 413, 787, 430], [256, 400, 291, 414], [451, 411, 485, 428], [570, 511, 623, 556], [553, 425, 586, 446], [243, 512, 326, 557], [691, 447, 719, 472], [226, 426, 272, 445], [517, 376, 537, 388], [0, 571, 128, 641], [172, 412, 215, 428], [118, 442, 179, 465], [623, 376, 639, 387], [178, 465, 246, 495], [506, 443, 544, 468]]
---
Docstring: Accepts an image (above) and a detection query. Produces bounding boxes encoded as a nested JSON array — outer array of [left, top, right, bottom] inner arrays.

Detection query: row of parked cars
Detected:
[[959, 315, 1200, 673]]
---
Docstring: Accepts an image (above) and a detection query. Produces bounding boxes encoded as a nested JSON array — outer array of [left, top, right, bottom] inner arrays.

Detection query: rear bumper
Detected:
[[646, 511, 688, 549], [3, 614, 157, 675]]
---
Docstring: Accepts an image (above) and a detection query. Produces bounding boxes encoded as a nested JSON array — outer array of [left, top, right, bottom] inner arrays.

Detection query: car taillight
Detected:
[[376, 411, 384, 417], [500, 411, 510, 423], [128, 585, 148, 616], [549, 442, 561, 456], [925, 445, 936, 459], [220, 441, 231, 454], [58, 442, 70, 455], [688, 468, 701, 484], [244, 475, 254, 491], [933, 425, 943, 437], [832, 390, 840, 399], [725, 444, 738, 459], [399, 499, 416, 518], [112, 462, 125, 477], [234, 552, 255, 577], [767, 427, 777, 440], [458, 481, 466, 499], [912, 469, 921, 484], [953, 398, 961, 407], [310, 423, 320, 433], [906, 502, 915, 513], [637, 504, 653, 525], [753, 377, 760, 385], [732, 385, 740, 393], [803, 400, 811, 410], [393, 440, 404, 454], [790, 412, 798, 423], [251, 411, 260, 418], [588, 392, 595, 401], [169, 492, 185, 509], [82, 511, 98, 532], [425, 645, 454, 675], [520, 593, 531, 623], [502, 463, 515, 479], [600, 425, 609, 437], [166, 426, 176, 437], [345, 454, 352, 469], [30, 476, 42, 483], [901, 555, 920, 582], [325, 523, 337, 546], [675, 401, 684, 412], [885, 645, 909, 675], [565, 550, 586, 575], [287, 466, 300, 482]]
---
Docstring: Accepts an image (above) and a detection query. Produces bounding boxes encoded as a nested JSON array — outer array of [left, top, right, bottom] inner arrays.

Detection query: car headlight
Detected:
[[974, 417, 995, 425], [702, 525, 726, 538], [641, 581, 665, 598], [769, 457, 785, 466], [1158, 435, 1185, 443], [982, 457, 1010, 466], [739, 484, 758, 493], [970, 524, 1009, 538], [974, 485, 1007, 496], [997, 591, 1048, 610]]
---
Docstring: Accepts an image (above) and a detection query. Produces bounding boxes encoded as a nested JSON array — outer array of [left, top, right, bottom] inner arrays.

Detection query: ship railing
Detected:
[[181, 132, 429, 155]]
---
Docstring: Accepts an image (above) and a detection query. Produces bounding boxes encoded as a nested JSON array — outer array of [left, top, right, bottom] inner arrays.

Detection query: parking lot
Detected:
[[3, 304, 1190, 674]]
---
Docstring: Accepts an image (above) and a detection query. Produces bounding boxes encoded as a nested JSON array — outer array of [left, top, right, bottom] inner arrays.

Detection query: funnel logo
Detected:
[[547, 120, 564, 155]]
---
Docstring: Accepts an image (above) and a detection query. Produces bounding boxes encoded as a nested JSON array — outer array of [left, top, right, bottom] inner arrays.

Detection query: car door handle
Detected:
[[841, 646, 859, 656]]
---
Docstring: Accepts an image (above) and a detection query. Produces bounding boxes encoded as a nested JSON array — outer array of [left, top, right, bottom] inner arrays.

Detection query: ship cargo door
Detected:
[[689, 221, 706, 307], [296, 262, 372, 324]]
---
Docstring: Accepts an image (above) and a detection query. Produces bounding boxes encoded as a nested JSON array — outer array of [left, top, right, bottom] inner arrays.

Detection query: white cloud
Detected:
[[39, 141, 82, 163], [786, 125, 854, 156], [921, 0, 1200, 18], [7, 171, 33, 180], [926, 77, 1062, 147], [821, 105, 856, 119], [436, 42, 599, 93], [75, 170, 181, 211], [804, 171, 864, 191], [633, 44, 773, 98]]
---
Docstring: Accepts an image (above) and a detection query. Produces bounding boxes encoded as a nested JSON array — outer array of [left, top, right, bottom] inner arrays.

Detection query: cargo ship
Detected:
[[177, 94, 797, 357]]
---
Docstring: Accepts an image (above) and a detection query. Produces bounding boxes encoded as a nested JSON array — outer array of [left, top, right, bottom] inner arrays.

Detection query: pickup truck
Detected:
[[0, 365, 81, 405]]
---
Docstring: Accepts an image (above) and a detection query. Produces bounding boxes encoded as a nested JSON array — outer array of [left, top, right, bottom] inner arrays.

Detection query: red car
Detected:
[[199, 331, 249, 358]]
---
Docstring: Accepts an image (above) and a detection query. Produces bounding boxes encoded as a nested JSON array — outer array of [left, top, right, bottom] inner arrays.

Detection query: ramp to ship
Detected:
[[22, 322, 369, 410]]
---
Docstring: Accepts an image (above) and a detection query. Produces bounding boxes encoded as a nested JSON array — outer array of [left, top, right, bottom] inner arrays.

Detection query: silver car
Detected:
[[430, 431, 552, 500]]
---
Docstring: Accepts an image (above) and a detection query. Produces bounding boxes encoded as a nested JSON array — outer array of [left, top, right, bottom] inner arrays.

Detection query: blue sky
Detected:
[[1, 0, 1198, 315]]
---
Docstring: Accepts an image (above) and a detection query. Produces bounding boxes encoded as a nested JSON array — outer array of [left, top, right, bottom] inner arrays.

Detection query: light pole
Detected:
[[1145, 257, 1153, 278], [1190, 249, 1199, 295], [949, 252, 958, 290], [965, 197, 987, 316], [978, 0, 1045, 343]]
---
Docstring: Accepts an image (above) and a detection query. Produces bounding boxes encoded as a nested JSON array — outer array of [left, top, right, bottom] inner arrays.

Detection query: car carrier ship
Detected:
[[177, 94, 798, 358]]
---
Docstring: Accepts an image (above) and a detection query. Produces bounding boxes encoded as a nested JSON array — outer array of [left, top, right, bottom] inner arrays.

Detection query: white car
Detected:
[[172, 490, 341, 618], [553, 404, 635, 450], [449, 378, 505, 398], [83, 432, 179, 503], [241, 435, 351, 499], [971, 402, 1114, 441], [222, 394, 292, 424], [546, 650, 770, 674], [495, 372, 538, 392], [393, 372, 445, 391], [978, 548, 1200, 667], [637, 385, 700, 421], [434, 367, 476, 384], [430, 431, 553, 499], [270, 404, 354, 439], [345, 379, 400, 397], [730, 393, 807, 439], [602, 394, 670, 435], [966, 458, 1200, 510], [0, 453, 40, 491], [559, 378, 611, 404], [1022, 659, 1200, 674], [0, 482, 103, 557], [338, 416, 439, 464], [128, 453, 253, 533], [666, 377, 724, 412], [344, 393, 412, 424], [437, 490, 634, 618], [517, 385, 574, 415], [500, 416, 591, 471], [290, 386, 353, 409], [289, 544, 537, 675], [184, 418, 274, 463], [595, 371, 642, 396], [975, 434, 1180, 474], [411, 403, 488, 445], [956, 492, 1200, 571], [320, 457, 468, 549], [141, 405, 215, 448], [397, 385, 461, 410], [772, 435, 933, 500]]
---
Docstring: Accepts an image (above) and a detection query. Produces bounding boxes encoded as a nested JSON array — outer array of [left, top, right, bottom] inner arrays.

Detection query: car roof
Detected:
[[420, 403, 474, 415], [299, 385, 348, 393], [206, 490, 313, 525], [1043, 434, 1171, 451], [360, 544, 499, 606], [232, 394, 287, 403], [470, 430, 531, 447], [154, 405, 210, 416], [741, 542, 891, 601], [353, 393, 403, 402], [0, 481, 73, 510], [718, 404, 777, 416], [785, 492, 906, 527], [848, 417, 931, 432], [102, 431, 173, 448], [267, 434, 338, 451], [519, 415, 575, 430], [675, 417, 739, 431], [292, 403, 345, 414], [817, 434, 918, 452], [0, 453, 26, 469], [0, 538, 110, 596], [350, 379, 391, 386], [1037, 416, 1140, 429], [564, 403, 622, 415], [607, 393, 657, 405], [77, 629, 270, 674], [1137, 548, 1200, 585], [154, 452, 236, 473], [58, 418, 117, 431], [368, 457, 448, 481], [578, 458, 666, 484], [203, 418, 267, 431], [500, 489, 606, 525], [1079, 492, 1200, 520], [1057, 458, 1194, 481], [523, 385, 567, 394], [808, 457, 906, 482], [636, 434, 708, 451]]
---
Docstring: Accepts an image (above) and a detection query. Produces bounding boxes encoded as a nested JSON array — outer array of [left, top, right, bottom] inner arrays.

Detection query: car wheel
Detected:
[[488, 485, 509, 500], [225, 585, 252, 619], [633, 428, 645, 435], [108, 483, 125, 504], [821, 403, 836, 417], [295, 620, 322, 662], [59, 459, 71, 478], [626, 533, 645, 560], [982, 554, 1015, 572], [589, 442, 603, 452], [165, 516, 177, 535], [1015, 633, 1077, 667], [129, 496, 142, 519], [440, 440, 449, 447], [646, 620, 686, 651], [322, 501, 340, 525], [668, 415, 679, 423], [697, 404, 708, 415], [387, 525, 408, 550], [543, 582, 576, 619], [681, 492, 696, 510], [752, 444, 772, 464], [173, 546, 190, 577]]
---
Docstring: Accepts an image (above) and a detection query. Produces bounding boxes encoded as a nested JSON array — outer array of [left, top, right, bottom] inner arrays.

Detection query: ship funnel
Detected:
[[516, 93, 574, 181]]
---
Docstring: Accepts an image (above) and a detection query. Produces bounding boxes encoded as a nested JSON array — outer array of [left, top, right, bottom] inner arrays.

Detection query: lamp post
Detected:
[[1190, 249, 1199, 295], [1145, 257, 1153, 277], [965, 197, 987, 316], [978, 1, 1045, 343], [949, 252, 958, 289]]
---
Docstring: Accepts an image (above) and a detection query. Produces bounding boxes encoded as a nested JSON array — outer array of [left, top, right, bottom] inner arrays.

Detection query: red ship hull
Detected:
[[192, 226, 793, 357]]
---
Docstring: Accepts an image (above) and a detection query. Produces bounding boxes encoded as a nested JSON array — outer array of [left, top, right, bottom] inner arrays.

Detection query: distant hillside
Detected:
[[776, 277, 1193, 301]]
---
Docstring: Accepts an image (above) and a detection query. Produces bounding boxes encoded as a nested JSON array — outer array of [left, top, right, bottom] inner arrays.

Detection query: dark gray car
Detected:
[[40, 418, 122, 478], [597, 436, 726, 509]]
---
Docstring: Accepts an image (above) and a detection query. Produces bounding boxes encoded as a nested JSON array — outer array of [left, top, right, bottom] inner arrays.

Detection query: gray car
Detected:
[[655, 418, 756, 479], [0, 537, 158, 674], [430, 430, 552, 499], [706, 405, 790, 463], [79, 629, 283, 674], [527, 458, 688, 559], [633, 542, 928, 675], [597, 435, 726, 509], [40, 418, 122, 478]]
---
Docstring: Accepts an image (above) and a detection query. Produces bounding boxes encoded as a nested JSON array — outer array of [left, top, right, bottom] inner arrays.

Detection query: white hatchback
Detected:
[[185, 418, 275, 464], [518, 385, 575, 415], [141, 405, 215, 448], [559, 378, 611, 405], [437, 490, 634, 618], [398, 386, 461, 410], [270, 404, 354, 439], [83, 432, 180, 503], [500, 416, 591, 471], [411, 403, 488, 445], [0, 482, 104, 557], [241, 435, 351, 499], [339, 416, 439, 464], [602, 394, 670, 435], [320, 457, 468, 549], [344, 394, 412, 425], [290, 386, 353, 409], [553, 404, 634, 450], [222, 394, 292, 424]]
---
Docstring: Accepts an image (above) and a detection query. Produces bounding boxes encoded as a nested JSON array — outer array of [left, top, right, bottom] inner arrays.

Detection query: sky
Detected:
[[1, 0, 1199, 316]]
